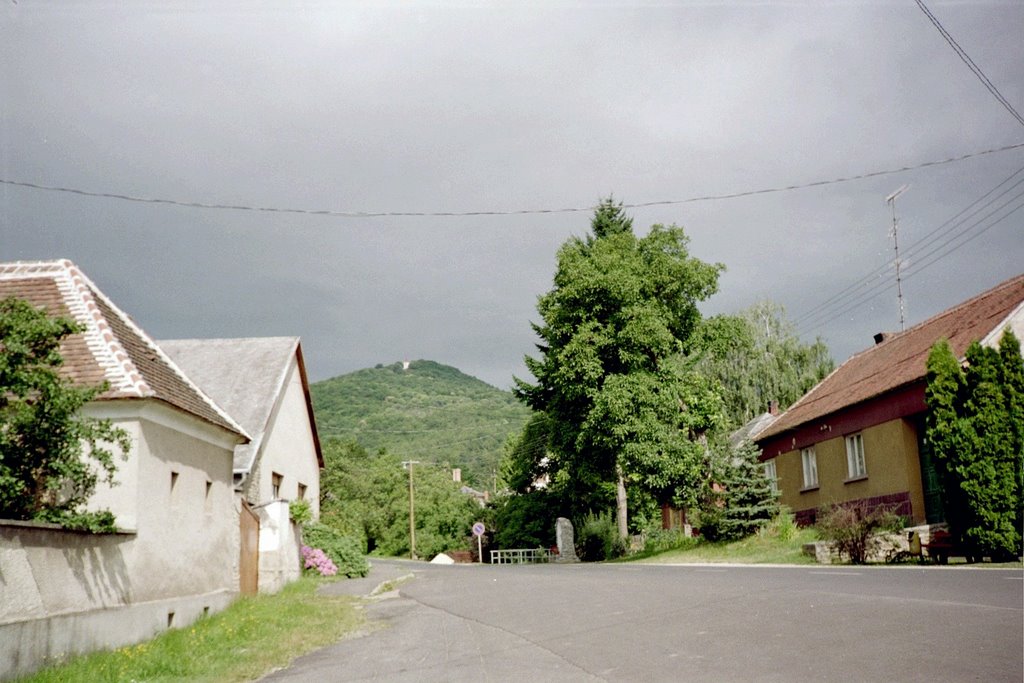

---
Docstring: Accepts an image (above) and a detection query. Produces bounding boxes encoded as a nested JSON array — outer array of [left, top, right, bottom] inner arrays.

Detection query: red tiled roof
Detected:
[[0, 260, 248, 439], [757, 274, 1024, 440]]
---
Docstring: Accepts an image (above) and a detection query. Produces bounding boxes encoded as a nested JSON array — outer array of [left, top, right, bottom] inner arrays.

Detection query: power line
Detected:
[[795, 181, 1024, 336], [2, 142, 1023, 218], [914, 0, 1024, 128], [796, 187, 1024, 335], [792, 163, 1024, 330]]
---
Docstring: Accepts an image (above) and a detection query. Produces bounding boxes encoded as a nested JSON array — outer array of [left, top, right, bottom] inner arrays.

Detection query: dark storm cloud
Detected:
[[2, 2, 1022, 389]]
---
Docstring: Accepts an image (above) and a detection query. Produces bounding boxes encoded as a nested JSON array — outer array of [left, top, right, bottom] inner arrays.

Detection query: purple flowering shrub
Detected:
[[301, 545, 338, 576]]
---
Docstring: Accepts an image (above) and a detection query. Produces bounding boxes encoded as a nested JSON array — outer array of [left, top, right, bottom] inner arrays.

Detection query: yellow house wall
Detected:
[[773, 418, 927, 524]]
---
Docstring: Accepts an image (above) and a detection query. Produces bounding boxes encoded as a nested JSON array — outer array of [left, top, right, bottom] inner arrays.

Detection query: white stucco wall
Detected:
[[255, 500, 302, 594], [0, 400, 242, 680], [246, 358, 321, 519]]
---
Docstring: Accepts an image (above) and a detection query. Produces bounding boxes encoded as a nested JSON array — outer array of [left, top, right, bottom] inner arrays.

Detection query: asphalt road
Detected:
[[265, 560, 1023, 682]]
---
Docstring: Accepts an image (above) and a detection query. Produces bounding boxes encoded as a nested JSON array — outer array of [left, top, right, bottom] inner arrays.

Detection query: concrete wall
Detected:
[[771, 417, 927, 525], [255, 500, 302, 594], [0, 401, 241, 680], [0, 523, 234, 679]]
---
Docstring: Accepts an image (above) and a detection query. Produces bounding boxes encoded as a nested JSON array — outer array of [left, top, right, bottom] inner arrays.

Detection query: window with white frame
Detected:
[[801, 447, 818, 489], [763, 460, 778, 493], [846, 433, 867, 479]]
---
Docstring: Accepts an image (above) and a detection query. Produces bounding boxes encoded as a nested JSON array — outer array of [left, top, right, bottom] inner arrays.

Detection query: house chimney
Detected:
[[873, 332, 890, 345], [769, 400, 779, 416], [452, 468, 461, 483]]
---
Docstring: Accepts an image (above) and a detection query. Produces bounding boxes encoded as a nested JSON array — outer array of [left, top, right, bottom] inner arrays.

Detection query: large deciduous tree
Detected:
[[924, 331, 1023, 560], [696, 301, 834, 429], [0, 297, 129, 531], [515, 199, 724, 539]]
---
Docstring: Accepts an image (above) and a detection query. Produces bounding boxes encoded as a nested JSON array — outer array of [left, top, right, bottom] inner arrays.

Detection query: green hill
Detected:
[[310, 360, 532, 489]]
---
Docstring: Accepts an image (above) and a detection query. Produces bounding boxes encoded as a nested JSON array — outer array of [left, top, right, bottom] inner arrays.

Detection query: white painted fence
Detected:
[[489, 548, 554, 564]]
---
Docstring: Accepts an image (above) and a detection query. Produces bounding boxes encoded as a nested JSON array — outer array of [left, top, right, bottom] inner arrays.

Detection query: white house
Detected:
[[0, 260, 250, 679], [160, 337, 324, 593]]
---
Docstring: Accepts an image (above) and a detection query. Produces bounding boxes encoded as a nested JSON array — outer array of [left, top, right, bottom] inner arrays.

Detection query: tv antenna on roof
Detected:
[[885, 184, 910, 331]]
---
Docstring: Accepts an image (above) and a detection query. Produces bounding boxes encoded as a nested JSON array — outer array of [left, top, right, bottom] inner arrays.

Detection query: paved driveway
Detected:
[[265, 560, 1023, 682]]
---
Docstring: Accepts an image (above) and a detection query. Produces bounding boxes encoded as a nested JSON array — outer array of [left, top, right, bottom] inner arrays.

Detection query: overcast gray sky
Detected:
[[3, 2, 1022, 390]]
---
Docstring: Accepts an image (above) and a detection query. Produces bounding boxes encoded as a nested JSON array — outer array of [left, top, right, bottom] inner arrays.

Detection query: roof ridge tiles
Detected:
[[0, 259, 249, 440], [757, 272, 1024, 442], [57, 262, 153, 396]]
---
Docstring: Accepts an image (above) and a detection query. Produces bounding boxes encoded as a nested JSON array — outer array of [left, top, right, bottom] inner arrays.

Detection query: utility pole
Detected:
[[402, 460, 420, 560], [885, 185, 910, 332]]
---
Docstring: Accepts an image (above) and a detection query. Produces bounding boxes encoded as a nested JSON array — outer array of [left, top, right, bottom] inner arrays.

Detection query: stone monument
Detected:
[[555, 517, 579, 563]]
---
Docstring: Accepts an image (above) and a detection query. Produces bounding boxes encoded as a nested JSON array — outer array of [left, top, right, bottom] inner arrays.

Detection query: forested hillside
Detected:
[[310, 360, 531, 488]]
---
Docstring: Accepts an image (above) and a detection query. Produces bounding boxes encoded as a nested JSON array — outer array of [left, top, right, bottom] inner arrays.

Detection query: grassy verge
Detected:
[[21, 577, 362, 683], [631, 526, 819, 565]]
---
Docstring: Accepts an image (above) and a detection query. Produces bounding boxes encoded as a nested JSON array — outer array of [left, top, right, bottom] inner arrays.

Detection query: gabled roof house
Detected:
[[159, 337, 323, 513], [160, 337, 324, 593], [755, 274, 1024, 526], [0, 260, 250, 678]]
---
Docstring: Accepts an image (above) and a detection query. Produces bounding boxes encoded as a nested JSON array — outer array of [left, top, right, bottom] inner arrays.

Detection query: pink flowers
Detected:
[[301, 545, 338, 576]]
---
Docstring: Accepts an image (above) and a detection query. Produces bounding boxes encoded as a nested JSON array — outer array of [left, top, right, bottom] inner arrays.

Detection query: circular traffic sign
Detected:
[[472, 522, 485, 537]]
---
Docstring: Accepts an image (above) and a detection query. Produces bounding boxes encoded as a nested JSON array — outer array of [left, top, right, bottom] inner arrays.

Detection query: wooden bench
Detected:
[[921, 530, 955, 564]]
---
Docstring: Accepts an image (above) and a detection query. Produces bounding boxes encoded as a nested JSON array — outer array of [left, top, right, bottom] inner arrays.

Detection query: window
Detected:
[[846, 433, 867, 479], [272, 472, 283, 499], [297, 483, 307, 500], [801, 448, 818, 489], [763, 460, 778, 493]]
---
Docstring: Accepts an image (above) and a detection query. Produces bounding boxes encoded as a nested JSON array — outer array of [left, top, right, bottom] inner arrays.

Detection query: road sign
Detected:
[[472, 522, 485, 537]]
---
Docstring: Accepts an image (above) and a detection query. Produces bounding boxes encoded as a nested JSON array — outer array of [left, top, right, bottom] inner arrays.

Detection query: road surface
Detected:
[[265, 560, 1023, 682]]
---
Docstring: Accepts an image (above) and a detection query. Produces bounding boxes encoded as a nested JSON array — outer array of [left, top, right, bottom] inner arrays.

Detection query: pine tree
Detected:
[[699, 439, 779, 542]]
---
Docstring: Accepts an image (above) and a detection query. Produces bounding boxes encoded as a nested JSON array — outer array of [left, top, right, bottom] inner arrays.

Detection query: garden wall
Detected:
[[0, 521, 233, 680]]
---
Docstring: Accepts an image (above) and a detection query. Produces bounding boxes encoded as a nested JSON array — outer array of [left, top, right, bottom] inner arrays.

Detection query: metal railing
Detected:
[[489, 548, 554, 565]]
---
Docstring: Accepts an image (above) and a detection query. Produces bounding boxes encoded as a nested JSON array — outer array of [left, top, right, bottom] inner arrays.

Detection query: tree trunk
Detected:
[[616, 464, 628, 541]]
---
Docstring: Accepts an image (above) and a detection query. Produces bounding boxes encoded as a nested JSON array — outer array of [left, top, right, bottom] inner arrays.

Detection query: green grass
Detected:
[[632, 526, 820, 565], [21, 577, 362, 683]]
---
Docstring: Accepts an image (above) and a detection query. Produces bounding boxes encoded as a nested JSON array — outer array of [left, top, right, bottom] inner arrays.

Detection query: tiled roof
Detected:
[[757, 273, 1024, 441], [0, 259, 248, 439], [160, 337, 323, 473]]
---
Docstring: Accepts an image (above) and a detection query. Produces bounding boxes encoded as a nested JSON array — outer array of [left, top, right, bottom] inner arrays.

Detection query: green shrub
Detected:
[[302, 523, 369, 578], [758, 507, 797, 542], [576, 511, 626, 562], [288, 499, 312, 526], [816, 502, 903, 564], [640, 528, 699, 556]]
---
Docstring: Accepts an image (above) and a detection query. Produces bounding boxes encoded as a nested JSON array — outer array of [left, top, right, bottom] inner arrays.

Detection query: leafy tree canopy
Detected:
[[696, 301, 834, 429], [515, 199, 725, 537], [0, 296, 129, 531]]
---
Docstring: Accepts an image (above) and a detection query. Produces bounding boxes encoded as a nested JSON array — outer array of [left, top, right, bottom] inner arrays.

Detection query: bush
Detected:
[[758, 507, 797, 543], [640, 528, 699, 556], [288, 499, 312, 526], [492, 491, 557, 550], [575, 511, 626, 562], [301, 545, 338, 576], [816, 502, 903, 564], [302, 524, 369, 578]]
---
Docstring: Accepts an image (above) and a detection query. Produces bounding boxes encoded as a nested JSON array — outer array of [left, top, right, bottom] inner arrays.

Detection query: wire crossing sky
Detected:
[[3, 4, 1023, 389], [3, 142, 1023, 219]]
